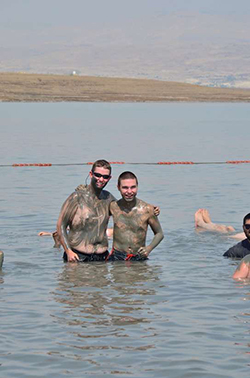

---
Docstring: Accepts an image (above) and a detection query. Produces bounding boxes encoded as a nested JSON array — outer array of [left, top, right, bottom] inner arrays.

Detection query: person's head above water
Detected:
[[89, 159, 112, 191], [117, 171, 138, 203], [243, 213, 250, 225], [92, 159, 112, 175], [243, 213, 250, 240], [117, 171, 138, 187]]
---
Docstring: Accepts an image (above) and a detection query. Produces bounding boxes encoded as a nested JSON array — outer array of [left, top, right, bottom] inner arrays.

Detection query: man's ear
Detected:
[[89, 170, 93, 178]]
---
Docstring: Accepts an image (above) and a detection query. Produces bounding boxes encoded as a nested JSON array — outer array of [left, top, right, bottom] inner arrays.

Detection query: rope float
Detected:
[[0, 160, 250, 168], [12, 163, 52, 167]]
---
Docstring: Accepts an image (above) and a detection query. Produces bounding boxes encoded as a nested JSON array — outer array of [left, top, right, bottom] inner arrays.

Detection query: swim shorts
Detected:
[[63, 249, 109, 262], [108, 249, 147, 261]]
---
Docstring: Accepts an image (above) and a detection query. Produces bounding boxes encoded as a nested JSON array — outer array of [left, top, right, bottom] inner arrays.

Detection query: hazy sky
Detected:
[[1, 0, 250, 85], [1, 0, 250, 28]]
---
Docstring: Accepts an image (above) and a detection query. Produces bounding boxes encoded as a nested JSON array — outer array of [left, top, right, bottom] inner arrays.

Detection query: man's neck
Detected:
[[120, 198, 137, 212], [88, 183, 103, 199]]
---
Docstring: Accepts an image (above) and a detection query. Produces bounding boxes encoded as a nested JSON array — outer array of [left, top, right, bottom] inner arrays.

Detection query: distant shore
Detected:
[[1, 72, 250, 102]]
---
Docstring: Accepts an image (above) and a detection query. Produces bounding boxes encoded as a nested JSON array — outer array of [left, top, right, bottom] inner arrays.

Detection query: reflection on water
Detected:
[[47, 262, 165, 375], [54, 262, 161, 327]]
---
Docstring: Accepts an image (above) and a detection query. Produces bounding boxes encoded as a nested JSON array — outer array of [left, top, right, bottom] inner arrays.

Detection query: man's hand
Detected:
[[153, 206, 160, 217], [66, 249, 80, 262], [137, 246, 151, 258]]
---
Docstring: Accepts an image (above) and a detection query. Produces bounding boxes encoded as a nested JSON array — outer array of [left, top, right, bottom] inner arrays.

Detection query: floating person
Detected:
[[195, 208, 245, 240], [232, 255, 250, 279], [0, 251, 3, 269], [195, 208, 236, 234], [194, 209, 250, 258], [108, 171, 164, 261]]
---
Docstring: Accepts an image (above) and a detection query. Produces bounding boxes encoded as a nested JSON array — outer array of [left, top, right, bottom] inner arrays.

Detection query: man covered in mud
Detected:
[[108, 171, 164, 261], [57, 159, 115, 262]]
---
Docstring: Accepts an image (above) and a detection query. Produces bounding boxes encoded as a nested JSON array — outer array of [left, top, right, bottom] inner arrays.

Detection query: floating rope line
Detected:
[[0, 160, 250, 168]]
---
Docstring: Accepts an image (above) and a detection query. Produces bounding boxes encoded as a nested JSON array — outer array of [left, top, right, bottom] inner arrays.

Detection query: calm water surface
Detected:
[[1, 103, 250, 377]]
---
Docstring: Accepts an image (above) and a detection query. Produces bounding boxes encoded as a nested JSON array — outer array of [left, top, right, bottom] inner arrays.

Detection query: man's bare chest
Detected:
[[71, 200, 109, 227]]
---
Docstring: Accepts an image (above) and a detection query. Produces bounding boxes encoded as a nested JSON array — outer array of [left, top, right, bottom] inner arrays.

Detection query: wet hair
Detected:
[[92, 159, 111, 174], [243, 213, 250, 225], [117, 171, 138, 187]]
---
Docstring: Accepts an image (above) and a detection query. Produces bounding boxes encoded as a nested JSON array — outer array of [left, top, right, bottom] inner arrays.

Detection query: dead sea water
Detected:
[[1, 103, 250, 377]]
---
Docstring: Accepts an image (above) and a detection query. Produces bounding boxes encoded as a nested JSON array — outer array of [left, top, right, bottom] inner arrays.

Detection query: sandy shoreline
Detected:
[[1, 72, 250, 102]]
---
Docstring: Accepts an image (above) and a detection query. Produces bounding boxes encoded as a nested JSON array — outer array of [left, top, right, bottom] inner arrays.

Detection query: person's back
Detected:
[[233, 254, 250, 279]]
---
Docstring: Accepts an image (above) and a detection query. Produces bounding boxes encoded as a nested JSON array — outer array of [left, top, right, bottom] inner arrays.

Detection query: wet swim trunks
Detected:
[[108, 249, 147, 261], [223, 239, 250, 259], [63, 249, 109, 262]]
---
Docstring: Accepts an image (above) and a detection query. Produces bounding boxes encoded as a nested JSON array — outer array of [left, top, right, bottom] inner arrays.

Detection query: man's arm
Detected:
[[138, 214, 164, 258], [233, 260, 250, 279], [57, 193, 79, 262]]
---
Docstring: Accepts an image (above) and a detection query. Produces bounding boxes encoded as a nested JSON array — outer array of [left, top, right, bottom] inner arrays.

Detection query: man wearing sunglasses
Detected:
[[108, 171, 164, 261], [223, 213, 250, 258], [57, 159, 115, 262]]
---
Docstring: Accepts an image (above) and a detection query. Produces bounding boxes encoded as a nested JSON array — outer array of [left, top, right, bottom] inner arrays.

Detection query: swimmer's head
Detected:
[[243, 213, 250, 225], [243, 213, 250, 240], [90, 160, 112, 190], [117, 171, 138, 187], [117, 172, 138, 202], [92, 159, 111, 175]]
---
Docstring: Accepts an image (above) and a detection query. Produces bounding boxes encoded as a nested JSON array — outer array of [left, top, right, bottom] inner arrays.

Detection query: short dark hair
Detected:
[[243, 213, 250, 225], [92, 159, 111, 174], [118, 171, 138, 187]]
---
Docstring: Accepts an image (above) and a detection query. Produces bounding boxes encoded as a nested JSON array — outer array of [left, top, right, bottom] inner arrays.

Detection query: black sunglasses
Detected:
[[244, 224, 250, 230], [92, 171, 110, 180]]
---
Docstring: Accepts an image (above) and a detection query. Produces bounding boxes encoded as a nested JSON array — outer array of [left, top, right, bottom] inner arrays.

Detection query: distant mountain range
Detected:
[[1, 11, 249, 88]]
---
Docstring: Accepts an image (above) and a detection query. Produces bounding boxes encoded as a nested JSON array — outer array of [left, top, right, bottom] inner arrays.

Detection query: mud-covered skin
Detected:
[[57, 186, 115, 254], [57, 164, 115, 263], [110, 198, 163, 257]]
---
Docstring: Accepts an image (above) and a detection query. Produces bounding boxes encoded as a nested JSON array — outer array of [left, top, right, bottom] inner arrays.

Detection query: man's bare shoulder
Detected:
[[136, 198, 154, 214], [63, 191, 82, 206], [75, 184, 88, 192]]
